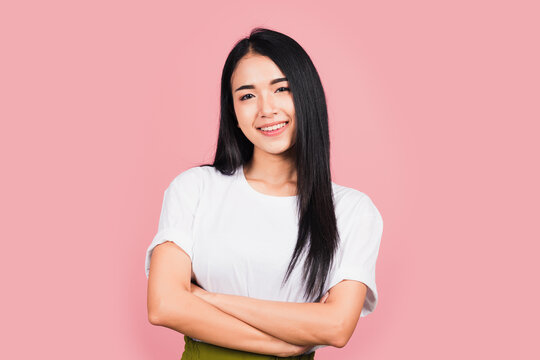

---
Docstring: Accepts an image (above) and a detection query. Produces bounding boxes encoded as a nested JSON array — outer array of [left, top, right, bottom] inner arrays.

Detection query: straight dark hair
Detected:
[[200, 27, 339, 302]]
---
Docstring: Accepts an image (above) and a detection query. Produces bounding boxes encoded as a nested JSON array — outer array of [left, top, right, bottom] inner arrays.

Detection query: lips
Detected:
[[256, 120, 289, 129], [257, 120, 290, 137]]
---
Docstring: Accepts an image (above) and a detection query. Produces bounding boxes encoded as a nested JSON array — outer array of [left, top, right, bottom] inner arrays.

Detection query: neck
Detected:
[[245, 146, 297, 185]]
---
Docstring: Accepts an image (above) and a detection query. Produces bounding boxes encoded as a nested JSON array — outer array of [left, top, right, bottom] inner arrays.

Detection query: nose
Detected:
[[258, 92, 277, 118]]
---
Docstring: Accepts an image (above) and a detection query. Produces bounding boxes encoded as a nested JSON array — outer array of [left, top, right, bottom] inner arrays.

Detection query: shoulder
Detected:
[[331, 181, 383, 222], [168, 164, 216, 189], [160, 165, 219, 212], [167, 164, 233, 201]]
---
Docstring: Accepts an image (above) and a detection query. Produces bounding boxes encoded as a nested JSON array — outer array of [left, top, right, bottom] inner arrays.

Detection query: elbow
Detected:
[[329, 319, 351, 348], [147, 300, 165, 326], [147, 294, 172, 326], [330, 332, 347, 348], [332, 335, 348, 349], [147, 290, 191, 327], [148, 310, 162, 326]]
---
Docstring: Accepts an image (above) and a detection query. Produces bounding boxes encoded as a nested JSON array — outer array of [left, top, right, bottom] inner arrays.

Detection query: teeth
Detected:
[[260, 122, 287, 131]]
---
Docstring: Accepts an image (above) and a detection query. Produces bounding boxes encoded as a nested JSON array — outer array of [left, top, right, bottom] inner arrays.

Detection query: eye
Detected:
[[239, 93, 254, 101], [276, 87, 290, 93]]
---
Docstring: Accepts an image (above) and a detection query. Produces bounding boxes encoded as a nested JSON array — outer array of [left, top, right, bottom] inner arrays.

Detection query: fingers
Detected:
[[320, 291, 329, 303]]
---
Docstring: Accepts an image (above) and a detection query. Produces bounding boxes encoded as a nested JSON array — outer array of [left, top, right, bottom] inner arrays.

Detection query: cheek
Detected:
[[283, 98, 295, 118], [234, 102, 256, 121], [235, 110, 256, 132]]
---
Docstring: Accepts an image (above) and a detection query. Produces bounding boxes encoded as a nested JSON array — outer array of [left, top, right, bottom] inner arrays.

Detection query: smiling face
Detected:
[[231, 53, 297, 158]]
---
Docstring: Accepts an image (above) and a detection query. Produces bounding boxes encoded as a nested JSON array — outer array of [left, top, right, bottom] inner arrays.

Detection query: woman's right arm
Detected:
[[147, 241, 310, 357]]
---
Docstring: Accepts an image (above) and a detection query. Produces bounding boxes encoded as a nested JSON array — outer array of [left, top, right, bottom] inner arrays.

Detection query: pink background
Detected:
[[1, 1, 538, 359]]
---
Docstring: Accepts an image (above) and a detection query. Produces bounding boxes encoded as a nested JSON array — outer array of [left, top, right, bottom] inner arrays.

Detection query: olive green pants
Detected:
[[181, 335, 316, 360]]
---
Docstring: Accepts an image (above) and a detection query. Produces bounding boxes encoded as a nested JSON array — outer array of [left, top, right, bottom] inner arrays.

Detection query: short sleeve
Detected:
[[144, 168, 202, 279], [327, 194, 384, 317]]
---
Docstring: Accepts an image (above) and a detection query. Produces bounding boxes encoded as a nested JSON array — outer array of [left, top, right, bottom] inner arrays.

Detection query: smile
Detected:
[[257, 121, 289, 137]]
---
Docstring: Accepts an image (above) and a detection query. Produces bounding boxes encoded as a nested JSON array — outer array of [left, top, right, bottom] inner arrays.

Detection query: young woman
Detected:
[[145, 27, 384, 359]]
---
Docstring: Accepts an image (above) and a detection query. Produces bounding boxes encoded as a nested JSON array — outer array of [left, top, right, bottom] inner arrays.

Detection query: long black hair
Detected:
[[200, 27, 339, 302]]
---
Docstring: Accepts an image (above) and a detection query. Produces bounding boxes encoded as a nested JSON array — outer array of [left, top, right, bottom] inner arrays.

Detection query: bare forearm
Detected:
[[152, 290, 308, 356], [203, 292, 340, 346]]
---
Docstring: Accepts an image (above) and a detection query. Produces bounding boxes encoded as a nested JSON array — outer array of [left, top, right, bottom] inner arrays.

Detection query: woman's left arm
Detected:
[[191, 280, 367, 348]]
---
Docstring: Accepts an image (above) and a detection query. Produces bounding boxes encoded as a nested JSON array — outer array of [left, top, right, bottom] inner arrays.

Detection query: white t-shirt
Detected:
[[145, 164, 383, 353]]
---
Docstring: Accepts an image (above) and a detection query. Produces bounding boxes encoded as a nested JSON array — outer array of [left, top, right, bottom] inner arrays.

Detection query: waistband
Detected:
[[182, 335, 316, 360]]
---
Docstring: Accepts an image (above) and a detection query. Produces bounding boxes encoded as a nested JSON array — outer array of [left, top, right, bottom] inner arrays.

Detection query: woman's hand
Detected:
[[320, 291, 329, 303]]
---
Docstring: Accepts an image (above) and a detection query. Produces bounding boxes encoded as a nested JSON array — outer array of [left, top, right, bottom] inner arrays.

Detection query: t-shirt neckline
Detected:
[[239, 164, 298, 200]]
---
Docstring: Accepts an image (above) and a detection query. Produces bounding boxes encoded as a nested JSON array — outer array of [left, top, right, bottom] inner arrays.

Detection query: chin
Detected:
[[267, 145, 296, 156]]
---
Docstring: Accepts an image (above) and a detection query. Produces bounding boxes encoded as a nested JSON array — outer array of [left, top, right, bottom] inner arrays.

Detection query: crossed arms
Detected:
[[147, 241, 367, 355]]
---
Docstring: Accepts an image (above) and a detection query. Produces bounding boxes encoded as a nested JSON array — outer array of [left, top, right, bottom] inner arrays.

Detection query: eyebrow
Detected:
[[234, 77, 288, 92]]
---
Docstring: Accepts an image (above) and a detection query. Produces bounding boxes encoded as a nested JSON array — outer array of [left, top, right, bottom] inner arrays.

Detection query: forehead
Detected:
[[231, 54, 286, 87]]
